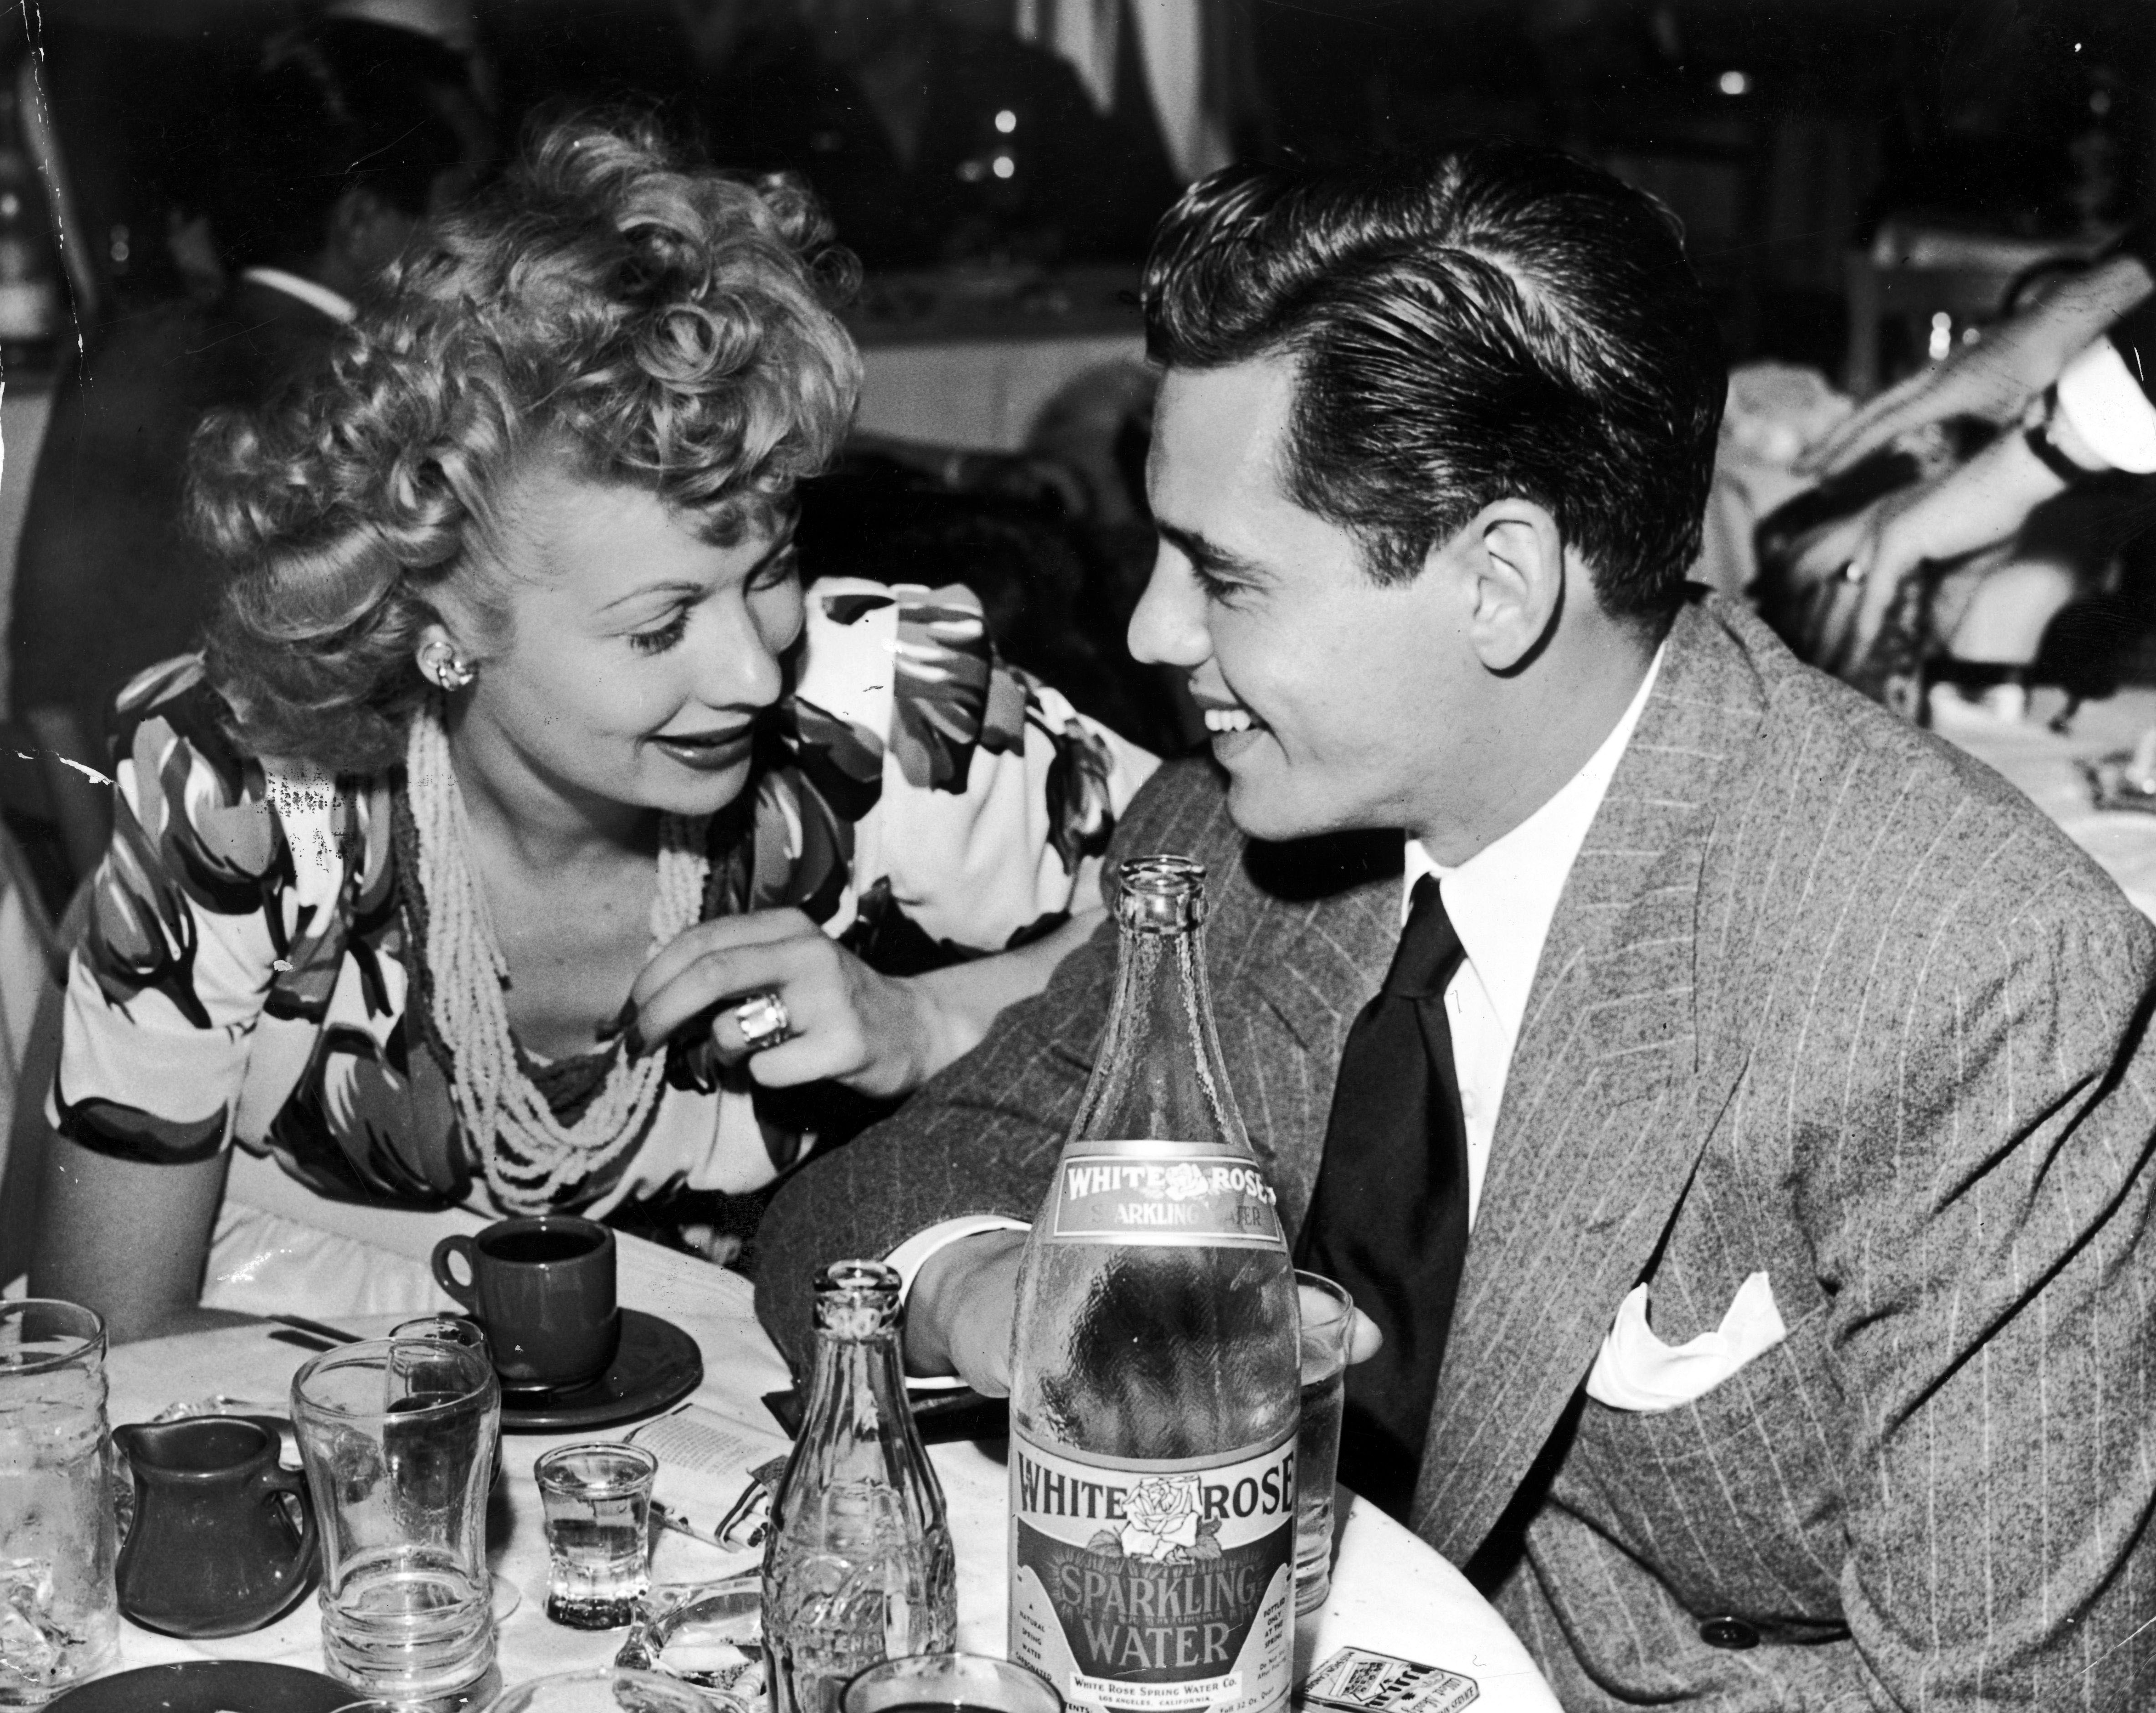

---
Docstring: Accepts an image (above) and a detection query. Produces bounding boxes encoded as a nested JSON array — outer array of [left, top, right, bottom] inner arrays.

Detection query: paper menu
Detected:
[[629, 1401, 794, 1554]]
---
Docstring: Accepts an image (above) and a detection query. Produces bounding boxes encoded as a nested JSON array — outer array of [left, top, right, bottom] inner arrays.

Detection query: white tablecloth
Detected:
[[100, 1249, 1559, 1710], [1931, 684, 2156, 919]]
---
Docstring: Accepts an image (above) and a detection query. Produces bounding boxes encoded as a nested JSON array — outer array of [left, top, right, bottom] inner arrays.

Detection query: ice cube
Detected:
[[0, 1559, 78, 1685]]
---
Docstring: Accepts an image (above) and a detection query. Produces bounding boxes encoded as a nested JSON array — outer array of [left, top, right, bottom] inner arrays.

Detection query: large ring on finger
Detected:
[[733, 990, 794, 1053]]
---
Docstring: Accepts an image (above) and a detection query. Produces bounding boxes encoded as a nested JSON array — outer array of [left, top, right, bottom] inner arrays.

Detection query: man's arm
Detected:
[[1812, 874, 2156, 1706]]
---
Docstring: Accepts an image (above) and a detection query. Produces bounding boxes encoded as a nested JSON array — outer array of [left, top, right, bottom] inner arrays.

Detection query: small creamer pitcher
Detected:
[[112, 1415, 317, 1638]]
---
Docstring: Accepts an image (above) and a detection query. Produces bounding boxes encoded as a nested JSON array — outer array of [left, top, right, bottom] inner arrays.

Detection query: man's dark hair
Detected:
[[209, 19, 477, 271], [1141, 143, 1726, 622]]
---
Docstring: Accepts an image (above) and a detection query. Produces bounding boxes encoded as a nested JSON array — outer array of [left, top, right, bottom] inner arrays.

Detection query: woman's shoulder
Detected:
[[103, 653, 388, 895], [795, 575, 1029, 797]]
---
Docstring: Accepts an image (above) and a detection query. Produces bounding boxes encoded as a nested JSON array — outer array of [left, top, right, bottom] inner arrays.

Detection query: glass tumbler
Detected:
[[0, 1301, 120, 1707], [1293, 1270, 1357, 1615], [291, 1337, 500, 1703]]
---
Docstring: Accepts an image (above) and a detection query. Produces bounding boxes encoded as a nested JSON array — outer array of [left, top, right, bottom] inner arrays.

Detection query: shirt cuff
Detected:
[[2056, 336, 2156, 473], [885, 1214, 1031, 1390]]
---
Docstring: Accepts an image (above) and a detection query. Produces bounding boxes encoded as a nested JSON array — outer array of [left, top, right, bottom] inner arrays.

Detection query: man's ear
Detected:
[[1441, 499, 1566, 674]]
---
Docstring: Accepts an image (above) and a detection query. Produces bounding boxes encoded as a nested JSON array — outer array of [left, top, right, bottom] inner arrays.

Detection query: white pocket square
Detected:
[[1586, 1271, 1787, 1413]]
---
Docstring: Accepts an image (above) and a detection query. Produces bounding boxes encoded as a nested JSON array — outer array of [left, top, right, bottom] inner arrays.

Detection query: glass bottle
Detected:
[[763, 1260, 956, 1713], [1007, 854, 1300, 1713]]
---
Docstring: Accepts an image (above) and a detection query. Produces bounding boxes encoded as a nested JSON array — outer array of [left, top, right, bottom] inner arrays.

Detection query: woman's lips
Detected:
[[650, 727, 755, 772]]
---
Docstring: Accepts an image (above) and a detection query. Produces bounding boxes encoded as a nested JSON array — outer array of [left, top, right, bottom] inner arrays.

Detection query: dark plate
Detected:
[[47, 1660, 355, 1713], [499, 1307, 703, 1433]]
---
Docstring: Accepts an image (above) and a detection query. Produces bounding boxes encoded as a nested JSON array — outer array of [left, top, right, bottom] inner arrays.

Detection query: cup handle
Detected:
[[254, 1462, 320, 1592], [432, 1234, 480, 1309]]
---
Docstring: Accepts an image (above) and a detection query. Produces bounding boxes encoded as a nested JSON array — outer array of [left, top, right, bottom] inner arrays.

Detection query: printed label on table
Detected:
[[1304, 1648, 1480, 1713], [1045, 1141, 1283, 1249], [1010, 1428, 1295, 1713]]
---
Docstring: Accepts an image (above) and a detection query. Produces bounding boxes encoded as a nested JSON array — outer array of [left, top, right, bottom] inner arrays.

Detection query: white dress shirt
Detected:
[[1407, 644, 1663, 1228], [889, 645, 1666, 1342]]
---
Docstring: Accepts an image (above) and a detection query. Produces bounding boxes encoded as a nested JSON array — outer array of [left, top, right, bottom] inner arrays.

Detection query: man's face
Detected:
[[1133, 357, 1483, 844]]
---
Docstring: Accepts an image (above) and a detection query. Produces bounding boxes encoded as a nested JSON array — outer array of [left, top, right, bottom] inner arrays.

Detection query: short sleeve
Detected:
[[2055, 322, 2156, 474], [49, 657, 302, 1162], [787, 577, 1157, 959]]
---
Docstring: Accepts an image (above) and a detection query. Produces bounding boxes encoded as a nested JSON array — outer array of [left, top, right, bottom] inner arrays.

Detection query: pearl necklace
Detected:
[[404, 696, 710, 1213]]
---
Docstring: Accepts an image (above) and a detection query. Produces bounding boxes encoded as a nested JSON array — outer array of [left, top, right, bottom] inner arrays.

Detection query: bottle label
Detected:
[[1009, 1429, 1295, 1713], [1045, 1141, 1283, 1250]]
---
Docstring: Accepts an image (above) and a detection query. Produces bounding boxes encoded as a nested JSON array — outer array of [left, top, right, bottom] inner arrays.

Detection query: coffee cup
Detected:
[[430, 1216, 619, 1392]]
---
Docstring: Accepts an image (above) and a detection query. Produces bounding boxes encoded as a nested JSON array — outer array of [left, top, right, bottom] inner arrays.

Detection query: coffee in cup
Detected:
[[430, 1215, 619, 1391]]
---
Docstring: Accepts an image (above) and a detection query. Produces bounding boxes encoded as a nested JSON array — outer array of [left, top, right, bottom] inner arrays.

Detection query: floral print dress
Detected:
[[51, 578, 1154, 1242]]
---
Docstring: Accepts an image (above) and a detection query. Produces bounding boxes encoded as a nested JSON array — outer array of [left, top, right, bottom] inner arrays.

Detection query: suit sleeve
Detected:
[[753, 756, 1219, 1372], [1801, 872, 2156, 1708]]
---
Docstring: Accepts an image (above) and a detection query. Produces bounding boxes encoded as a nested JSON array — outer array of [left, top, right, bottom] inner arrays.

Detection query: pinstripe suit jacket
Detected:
[[756, 592, 2156, 1709]]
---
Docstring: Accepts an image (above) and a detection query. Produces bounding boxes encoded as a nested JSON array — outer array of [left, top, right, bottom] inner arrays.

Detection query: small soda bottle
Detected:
[[1008, 854, 1300, 1713], [763, 1260, 957, 1713]]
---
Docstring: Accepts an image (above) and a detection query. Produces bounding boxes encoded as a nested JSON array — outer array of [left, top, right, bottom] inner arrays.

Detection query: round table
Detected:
[[96, 1260, 1559, 1710]]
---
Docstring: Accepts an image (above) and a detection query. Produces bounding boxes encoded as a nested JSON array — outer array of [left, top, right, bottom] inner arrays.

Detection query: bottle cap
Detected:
[[813, 1259, 903, 1338], [1113, 854, 1206, 932]]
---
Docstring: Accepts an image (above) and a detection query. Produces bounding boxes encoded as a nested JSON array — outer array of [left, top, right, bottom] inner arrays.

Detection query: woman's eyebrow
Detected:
[[597, 577, 707, 614]]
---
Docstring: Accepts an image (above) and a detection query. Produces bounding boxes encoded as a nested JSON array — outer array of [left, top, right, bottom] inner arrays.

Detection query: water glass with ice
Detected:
[[535, 1442, 657, 1629], [0, 1300, 120, 1707], [291, 1336, 500, 1704], [1294, 1270, 1356, 1615]]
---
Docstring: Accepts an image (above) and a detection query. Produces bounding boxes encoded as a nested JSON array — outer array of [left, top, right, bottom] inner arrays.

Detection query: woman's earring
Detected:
[[419, 643, 475, 691]]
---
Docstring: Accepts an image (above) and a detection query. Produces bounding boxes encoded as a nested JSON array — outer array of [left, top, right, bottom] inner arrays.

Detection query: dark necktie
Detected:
[[1297, 875, 1471, 1521]]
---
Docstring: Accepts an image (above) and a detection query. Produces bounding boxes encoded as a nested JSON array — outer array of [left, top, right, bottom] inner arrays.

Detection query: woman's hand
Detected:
[[1789, 429, 2074, 668], [628, 909, 940, 1100]]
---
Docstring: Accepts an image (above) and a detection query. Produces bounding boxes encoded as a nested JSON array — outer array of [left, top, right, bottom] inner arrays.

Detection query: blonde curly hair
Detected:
[[194, 111, 862, 773]]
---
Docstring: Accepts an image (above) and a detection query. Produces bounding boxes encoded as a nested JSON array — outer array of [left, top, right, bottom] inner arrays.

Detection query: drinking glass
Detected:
[[291, 1337, 500, 1703], [480, 1667, 745, 1713], [1294, 1270, 1356, 1615], [0, 1301, 120, 1707], [841, 1654, 1062, 1713], [535, 1443, 658, 1629]]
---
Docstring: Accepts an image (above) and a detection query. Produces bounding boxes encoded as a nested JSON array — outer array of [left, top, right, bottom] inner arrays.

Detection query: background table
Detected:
[[100, 1255, 1560, 1711], [1931, 684, 2156, 920]]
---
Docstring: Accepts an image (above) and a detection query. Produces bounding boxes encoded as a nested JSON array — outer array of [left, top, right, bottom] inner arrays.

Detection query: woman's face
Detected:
[[447, 465, 804, 823]]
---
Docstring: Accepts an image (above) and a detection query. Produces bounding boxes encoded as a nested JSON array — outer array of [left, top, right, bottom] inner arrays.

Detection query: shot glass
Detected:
[[535, 1443, 659, 1630], [291, 1337, 500, 1704], [842, 1653, 1062, 1713], [1294, 1270, 1356, 1615]]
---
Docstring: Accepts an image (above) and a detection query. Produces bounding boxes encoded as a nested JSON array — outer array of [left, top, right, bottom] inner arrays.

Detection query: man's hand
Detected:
[[905, 1230, 1386, 1398], [906, 1229, 1027, 1395]]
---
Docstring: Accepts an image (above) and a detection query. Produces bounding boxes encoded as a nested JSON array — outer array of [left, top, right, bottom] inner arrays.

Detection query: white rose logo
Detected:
[[1162, 1163, 1209, 1201], [1115, 1474, 1208, 1562]]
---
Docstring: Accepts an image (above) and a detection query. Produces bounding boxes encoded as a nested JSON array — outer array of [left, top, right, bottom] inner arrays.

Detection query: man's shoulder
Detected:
[[1692, 595, 2151, 953]]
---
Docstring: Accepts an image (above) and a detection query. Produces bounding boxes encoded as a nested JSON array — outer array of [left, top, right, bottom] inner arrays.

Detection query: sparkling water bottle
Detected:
[[764, 1261, 956, 1713], [1008, 854, 1300, 1713]]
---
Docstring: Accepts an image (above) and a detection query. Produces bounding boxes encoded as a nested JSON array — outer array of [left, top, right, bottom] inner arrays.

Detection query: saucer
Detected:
[[48, 1661, 355, 1713], [499, 1308, 703, 1432]]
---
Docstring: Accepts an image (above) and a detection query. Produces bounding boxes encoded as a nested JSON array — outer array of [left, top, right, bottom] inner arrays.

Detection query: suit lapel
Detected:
[[1412, 599, 1771, 1561], [1214, 833, 1401, 1225]]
